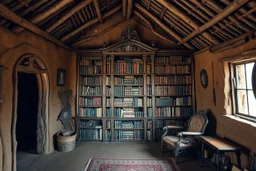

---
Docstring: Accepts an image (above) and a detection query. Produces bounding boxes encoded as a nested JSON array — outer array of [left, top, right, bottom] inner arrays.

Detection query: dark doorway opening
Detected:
[[16, 72, 38, 153]]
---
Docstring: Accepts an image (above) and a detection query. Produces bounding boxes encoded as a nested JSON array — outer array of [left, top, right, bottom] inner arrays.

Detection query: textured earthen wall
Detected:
[[195, 38, 256, 167], [0, 27, 72, 171]]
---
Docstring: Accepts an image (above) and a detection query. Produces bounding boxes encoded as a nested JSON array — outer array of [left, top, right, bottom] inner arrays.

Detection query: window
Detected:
[[231, 61, 256, 121]]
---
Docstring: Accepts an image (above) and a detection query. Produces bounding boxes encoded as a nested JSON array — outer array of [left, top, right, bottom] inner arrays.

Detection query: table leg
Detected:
[[236, 150, 241, 168], [216, 151, 221, 171], [200, 141, 204, 167]]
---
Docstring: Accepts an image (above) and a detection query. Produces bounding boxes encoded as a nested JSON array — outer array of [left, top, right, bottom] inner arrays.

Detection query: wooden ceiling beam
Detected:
[[158, 0, 220, 45], [134, 10, 176, 44], [93, 0, 102, 23], [61, 5, 122, 42], [126, 0, 133, 20], [13, 0, 72, 33], [134, 3, 194, 50], [178, 0, 249, 45], [31, 0, 73, 24], [122, 0, 127, 17], [0, 3, 71, 50], [46, 0, 92, 33], [73, 18, 125, 47]]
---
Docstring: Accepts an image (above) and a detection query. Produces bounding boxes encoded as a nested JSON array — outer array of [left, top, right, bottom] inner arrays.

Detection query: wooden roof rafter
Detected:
[[61, 5, 122, 42], [178, 0, 249, 45], [0, 2, 71, 50], [46, 0, 93, 33]]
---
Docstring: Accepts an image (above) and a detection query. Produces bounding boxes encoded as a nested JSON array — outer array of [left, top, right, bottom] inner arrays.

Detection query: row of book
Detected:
[[147, 130, 153, 141], [113, 76, 144, 85], [106, 120, 111, 129], [147, 120, 153, 129], [155, 85, 191, 95], [79, 75, 191, 85], [79, 58, 103, 66], [156, 97, 192, 106], [114, 86, 143, 96], [80, 76, 102, 85], [79, 86, 102, 96], [79, 97, 102, 106], [80, 120, 102, 128], [114, 121, 143, 129], [114, 108, 144, 118], [147, 98, 152, 106], [78, 107, 102, 117], [147, 108, 153, 117], [113, 98, 143, 107], [79, 129, 102, 140], [80, 66, 102, 75], [79, 86, 190, 96], [155, 76, 191, 84], [114, 59, 143, 74], [114, 130, 144, 140], [155, 56, 191, 65], [155, 107, 192, 117], [105, 130, 111, 141], [155, 65, 191, 74]]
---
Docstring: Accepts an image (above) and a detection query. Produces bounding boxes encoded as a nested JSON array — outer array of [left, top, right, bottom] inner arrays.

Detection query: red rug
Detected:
[[84, 158, 179, 171]]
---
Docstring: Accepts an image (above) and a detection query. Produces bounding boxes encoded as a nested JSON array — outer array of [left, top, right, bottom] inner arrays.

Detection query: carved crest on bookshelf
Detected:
[[121, 25, 140, 41], [100, 25, 158, 53], [112, 42, 146, 52]]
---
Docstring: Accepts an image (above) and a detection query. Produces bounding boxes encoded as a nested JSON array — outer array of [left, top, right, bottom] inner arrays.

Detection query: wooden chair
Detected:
[[161, 110, 209, 163]]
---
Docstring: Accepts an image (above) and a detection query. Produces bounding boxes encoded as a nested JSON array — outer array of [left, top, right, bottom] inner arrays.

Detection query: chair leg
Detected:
[[175, 149, 179, 163], [161, 140, 164, 153]]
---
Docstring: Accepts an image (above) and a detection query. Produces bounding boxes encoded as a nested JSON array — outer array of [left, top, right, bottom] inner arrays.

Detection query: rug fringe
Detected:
[[83, 157, 92, 171]]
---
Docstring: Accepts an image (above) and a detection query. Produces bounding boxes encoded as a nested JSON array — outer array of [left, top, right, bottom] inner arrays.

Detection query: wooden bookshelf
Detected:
[[75, 26, 194, 142]]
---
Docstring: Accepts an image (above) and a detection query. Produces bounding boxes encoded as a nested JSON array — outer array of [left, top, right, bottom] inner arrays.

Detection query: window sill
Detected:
[[223, 114, 256, 128]]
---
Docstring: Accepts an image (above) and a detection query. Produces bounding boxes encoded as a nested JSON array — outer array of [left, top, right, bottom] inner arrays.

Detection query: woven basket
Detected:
[[56, 131, 77, 152]]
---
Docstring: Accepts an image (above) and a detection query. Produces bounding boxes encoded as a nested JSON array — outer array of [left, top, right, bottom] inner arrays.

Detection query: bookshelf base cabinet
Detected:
[[75, 26, 195, 142]]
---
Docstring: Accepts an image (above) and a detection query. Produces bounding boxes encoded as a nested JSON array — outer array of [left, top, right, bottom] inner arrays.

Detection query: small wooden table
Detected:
[[200, 136, 241, 171]]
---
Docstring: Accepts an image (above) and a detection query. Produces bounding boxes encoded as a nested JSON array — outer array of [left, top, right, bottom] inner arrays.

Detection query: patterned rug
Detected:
[[84, 158, 179, 171]]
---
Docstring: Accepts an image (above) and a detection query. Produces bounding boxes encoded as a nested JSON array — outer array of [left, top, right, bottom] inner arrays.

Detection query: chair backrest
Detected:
[[187, 110, 208, 133]]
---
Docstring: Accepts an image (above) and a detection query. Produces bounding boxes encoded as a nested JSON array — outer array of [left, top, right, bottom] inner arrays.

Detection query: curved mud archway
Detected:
[[12, 54, 50, 170]]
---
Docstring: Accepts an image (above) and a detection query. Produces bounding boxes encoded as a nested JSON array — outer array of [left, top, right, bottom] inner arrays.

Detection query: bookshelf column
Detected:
[[110, 55, 115, 142], [102, 55, 106, 141], [143, 54, 147, 141], [151, 54, 156, 141]]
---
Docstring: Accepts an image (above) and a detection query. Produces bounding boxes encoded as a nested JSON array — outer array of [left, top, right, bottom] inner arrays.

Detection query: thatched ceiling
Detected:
[[0, 0, 255, 51]]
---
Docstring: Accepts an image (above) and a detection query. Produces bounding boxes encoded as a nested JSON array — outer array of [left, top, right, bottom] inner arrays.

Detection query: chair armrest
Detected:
[[162, 125, 185, 138], [165, 125, 185, 129], [178, 132, 203, 136]]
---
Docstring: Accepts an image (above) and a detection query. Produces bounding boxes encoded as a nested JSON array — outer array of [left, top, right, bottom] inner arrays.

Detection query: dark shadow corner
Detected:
[[205, 109, 217, 136]]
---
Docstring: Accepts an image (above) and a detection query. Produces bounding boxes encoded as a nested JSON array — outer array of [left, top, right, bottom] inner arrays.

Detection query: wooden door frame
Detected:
[[12, 54, 50, 170]]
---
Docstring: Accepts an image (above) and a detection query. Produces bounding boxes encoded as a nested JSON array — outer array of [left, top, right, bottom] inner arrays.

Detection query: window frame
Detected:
[[230, 60, 256, 122]]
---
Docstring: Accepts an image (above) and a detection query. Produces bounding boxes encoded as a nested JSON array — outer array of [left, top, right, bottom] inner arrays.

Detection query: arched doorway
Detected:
[[12, 54, 50, 167]]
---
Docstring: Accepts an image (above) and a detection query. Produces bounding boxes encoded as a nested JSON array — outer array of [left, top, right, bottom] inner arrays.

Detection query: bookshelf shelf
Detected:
[[114, 128, 144, 130], [155, 73, 191, 76], [75, 27, 194, 142], [79, 105, 102, 107]]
